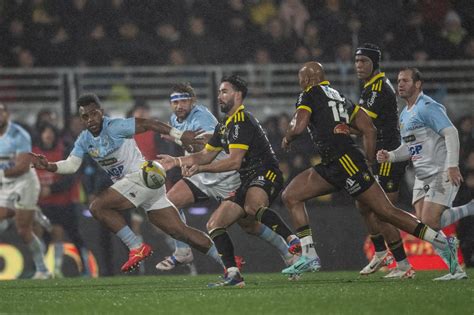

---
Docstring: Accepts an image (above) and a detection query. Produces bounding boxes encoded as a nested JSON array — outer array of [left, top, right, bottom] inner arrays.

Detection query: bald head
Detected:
[[298, 62, 325, 90]]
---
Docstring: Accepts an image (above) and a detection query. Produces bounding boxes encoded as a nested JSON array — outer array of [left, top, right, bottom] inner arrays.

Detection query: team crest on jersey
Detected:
[[88, 145, 100, 158], [218, 124, 226, 135], [387, 180, 394, 190], [362, 172, 371, 182]]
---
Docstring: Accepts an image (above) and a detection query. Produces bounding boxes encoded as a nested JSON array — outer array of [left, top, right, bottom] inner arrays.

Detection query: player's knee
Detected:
[[243, 204, 259, 216], [16, 225, 31, 239], [206, 219, 218, 232], [281, 188, 300, 209], [420, 215, 440, 230], [88, 200, 104, 218]]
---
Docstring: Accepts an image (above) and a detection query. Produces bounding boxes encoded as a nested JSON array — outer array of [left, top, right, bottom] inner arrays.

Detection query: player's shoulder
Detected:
[[9, 122, 31, 141], [190, 104, 216, 119], [418, 94, 446, 112]]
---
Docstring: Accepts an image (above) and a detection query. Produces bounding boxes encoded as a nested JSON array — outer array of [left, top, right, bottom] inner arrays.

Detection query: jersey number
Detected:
[[328, 100, 349, 123]]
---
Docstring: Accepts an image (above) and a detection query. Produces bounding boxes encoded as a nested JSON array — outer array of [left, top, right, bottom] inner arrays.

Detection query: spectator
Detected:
[[278, 0, 309, 38]]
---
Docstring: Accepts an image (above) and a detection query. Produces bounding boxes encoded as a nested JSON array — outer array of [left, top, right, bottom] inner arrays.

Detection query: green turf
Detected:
[[0, 270, 472, 315]]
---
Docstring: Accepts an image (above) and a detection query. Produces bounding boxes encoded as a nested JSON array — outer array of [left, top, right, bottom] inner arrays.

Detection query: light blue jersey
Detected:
[[71, 116, 144, 182], [399, 93, 453, 179], [170, 104, 238, 186], [170, 104, 217, 134], [0, 121, 37, 182]]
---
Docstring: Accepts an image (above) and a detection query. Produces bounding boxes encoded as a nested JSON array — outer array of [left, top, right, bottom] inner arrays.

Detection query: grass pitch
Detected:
[[0, 270, 472, 315]]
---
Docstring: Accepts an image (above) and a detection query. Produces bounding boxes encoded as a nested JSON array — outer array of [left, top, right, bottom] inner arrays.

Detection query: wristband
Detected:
[[174, 138, 183, 146], [177, 157, 183, 167], [169, 127, 184, 140]]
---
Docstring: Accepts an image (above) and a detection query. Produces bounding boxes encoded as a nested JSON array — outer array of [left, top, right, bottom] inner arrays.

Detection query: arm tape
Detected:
[[440, 126, 459, 167], [55, 155, 83, 174]]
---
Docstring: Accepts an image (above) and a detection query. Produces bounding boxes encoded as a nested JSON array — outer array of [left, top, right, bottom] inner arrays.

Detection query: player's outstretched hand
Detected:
[[181, 129, 206, 147], [447, 166, 463, 187], [29, 152, 49, 169], [376, 149, 390, 163], [181, 164, 200, 177], [156, 154, 178, 171]]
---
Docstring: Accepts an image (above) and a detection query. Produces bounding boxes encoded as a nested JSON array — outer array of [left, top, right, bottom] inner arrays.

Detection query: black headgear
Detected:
[[355, 43, 381, 72]]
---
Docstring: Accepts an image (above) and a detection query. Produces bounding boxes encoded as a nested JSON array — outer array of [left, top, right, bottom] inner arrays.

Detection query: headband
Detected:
[[170, 92, 192, 101]]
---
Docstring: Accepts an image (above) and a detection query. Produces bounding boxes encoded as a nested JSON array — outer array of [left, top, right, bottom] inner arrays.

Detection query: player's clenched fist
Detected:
[[376, 149, 390, 163]]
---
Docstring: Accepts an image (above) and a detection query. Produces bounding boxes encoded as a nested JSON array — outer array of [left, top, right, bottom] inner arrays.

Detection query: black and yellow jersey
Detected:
[[358, 72, 401, 151], [206, 105, 279, 179], [296, 81, 361, 163]]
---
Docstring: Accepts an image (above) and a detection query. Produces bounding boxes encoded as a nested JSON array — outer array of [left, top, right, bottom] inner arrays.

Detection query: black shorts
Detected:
[[372, 161, 407, 193], [234, 167, 283, 208], [40, 204, 79, 227], [182, 178, 209, 203], [314, 150, 375, 197]]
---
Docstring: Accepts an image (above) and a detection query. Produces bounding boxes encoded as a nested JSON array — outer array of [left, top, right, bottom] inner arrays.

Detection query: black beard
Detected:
[[220, 103, 232, 114]]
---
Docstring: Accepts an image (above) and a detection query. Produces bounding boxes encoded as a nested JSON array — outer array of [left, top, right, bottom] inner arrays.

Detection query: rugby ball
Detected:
[[140, 160, 166, 189]]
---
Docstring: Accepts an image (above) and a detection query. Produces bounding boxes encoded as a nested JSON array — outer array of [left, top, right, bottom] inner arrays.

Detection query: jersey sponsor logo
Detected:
[[402, 135, 416, 143], [106, 165, 124, 178], [367, 92, 377, 108], [98, 158, 118, 166], [409, 143, 423, 160], [404, 122, 424, 131], [232, 125, 240, 140]]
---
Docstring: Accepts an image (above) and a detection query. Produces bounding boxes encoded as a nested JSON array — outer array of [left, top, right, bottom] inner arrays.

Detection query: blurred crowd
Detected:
[[1, 0, 473, 68]]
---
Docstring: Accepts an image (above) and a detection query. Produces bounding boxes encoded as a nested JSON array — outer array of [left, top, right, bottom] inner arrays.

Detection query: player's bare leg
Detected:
[[156, 180, 196, 271], [281, 168, 335, 274], [148, 206, 213, 253], [355, 182, 457, 274], [16, 209, 50, 279], [357, 191, 413, 277], [243, 187, 295, 246], [89, 188, 151, 272], [414, 200, 466, 280], [0, 207, 15, 220]]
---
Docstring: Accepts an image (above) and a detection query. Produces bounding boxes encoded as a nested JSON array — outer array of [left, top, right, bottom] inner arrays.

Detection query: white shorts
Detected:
[[187, 172, 240, 201], [111, 171, 174, 212], [0, 172, 40, 210], [412, 171, 459, 207]]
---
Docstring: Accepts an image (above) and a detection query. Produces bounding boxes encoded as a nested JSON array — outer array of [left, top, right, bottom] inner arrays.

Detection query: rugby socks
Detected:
[[257, 224, 293, 260], [370, 234, 388, 258], [206, 244, 225, 269], [80, 247, 91, 276], [29, 234, 48, 273], [174, 209, 192, 256], [413, 223, 448, 250], [116, 226, 142, 249], [256, 207, 293, 240], [54, 242, 64, 275], [440, 200, 474, 228], [209, 228, 236, 268], [387, 239, 409, 268], [296, 225, 318, 258]]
